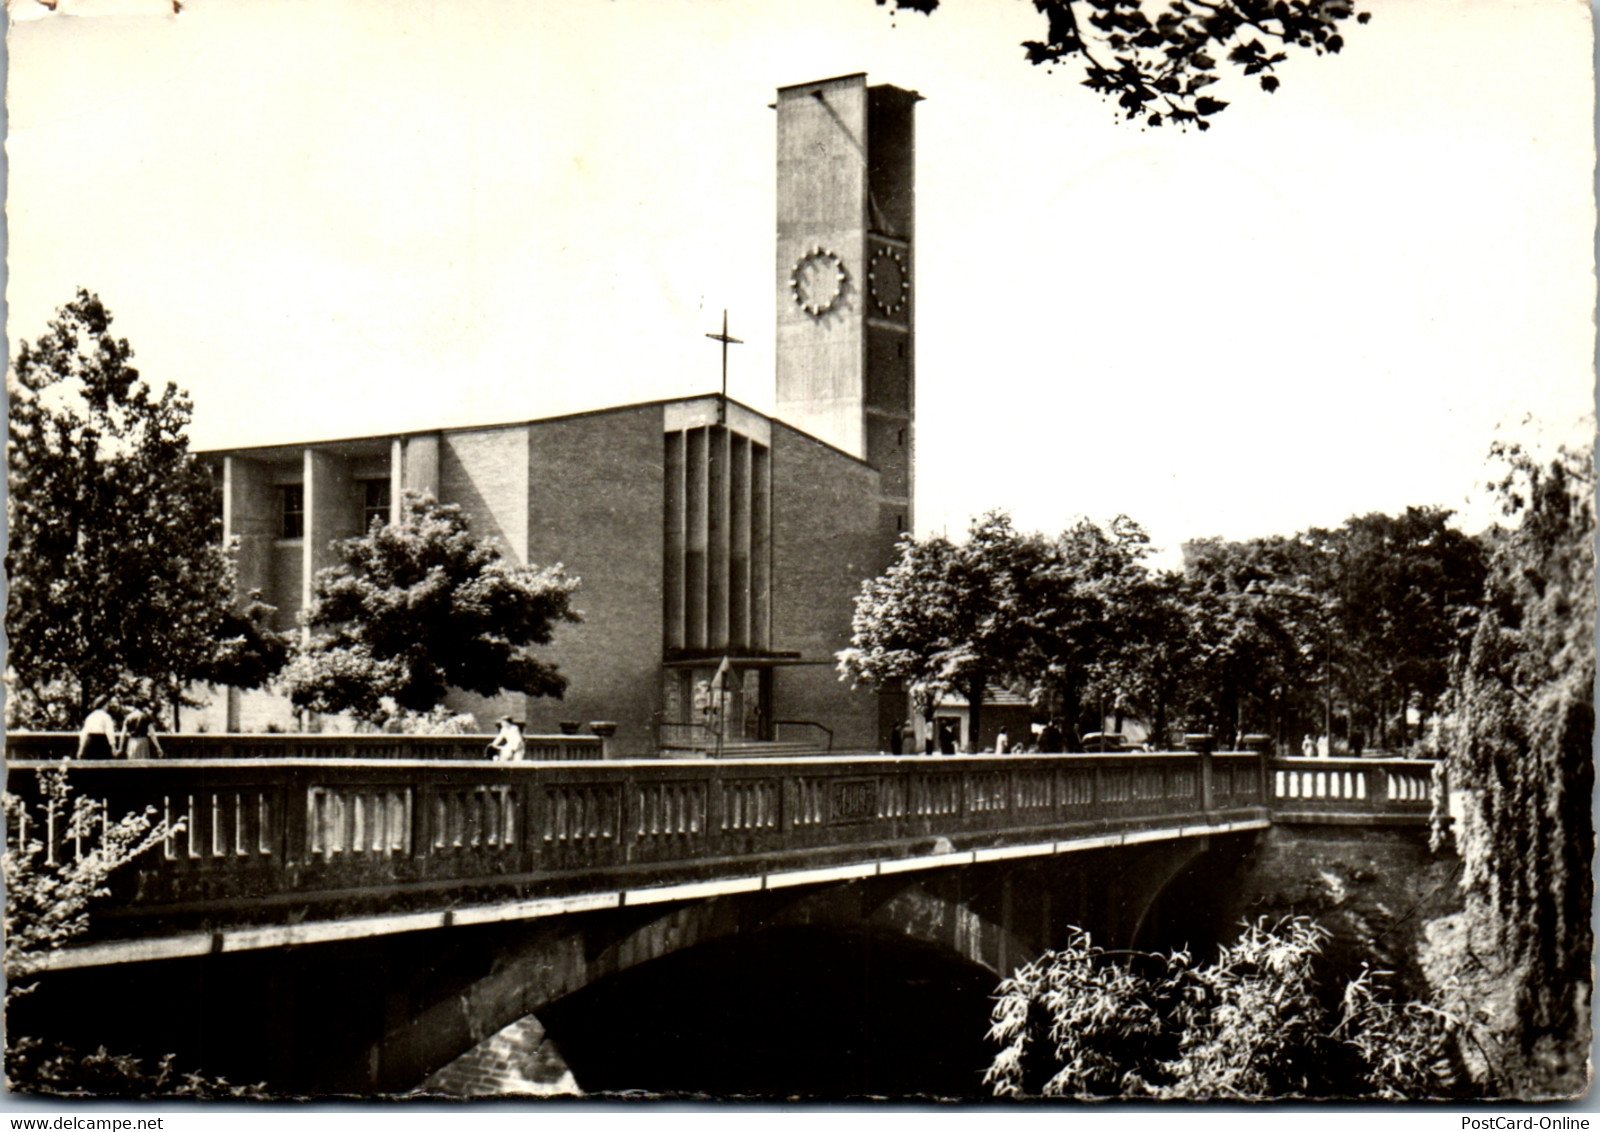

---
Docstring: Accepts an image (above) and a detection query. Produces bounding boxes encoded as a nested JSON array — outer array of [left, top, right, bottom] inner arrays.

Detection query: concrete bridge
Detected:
[[4, 743, 1448, 1096]]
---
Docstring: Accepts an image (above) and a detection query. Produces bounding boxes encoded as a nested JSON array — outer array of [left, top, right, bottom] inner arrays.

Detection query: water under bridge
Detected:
[[4, 738, 1448, 1096]]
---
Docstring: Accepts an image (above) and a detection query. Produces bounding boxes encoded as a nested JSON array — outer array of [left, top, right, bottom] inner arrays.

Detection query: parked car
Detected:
[[1081, 732, 1145, 753]]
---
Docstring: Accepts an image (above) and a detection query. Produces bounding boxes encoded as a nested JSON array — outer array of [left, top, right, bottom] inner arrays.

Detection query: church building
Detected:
[[195, 75, 920, 757]]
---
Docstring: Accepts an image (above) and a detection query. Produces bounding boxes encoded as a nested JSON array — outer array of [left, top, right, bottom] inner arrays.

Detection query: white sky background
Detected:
[[5, 0, 1595, 568]]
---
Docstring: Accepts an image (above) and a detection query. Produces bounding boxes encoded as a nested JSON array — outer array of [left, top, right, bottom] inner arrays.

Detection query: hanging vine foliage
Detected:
[[1451, 443, 1595, 1042]]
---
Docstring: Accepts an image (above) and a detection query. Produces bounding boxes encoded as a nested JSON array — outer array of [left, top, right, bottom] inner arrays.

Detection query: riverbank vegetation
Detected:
[[845, 445, 1593, 1098], [2, 769, 262, 1096], [985, 916, 1467, 1099]]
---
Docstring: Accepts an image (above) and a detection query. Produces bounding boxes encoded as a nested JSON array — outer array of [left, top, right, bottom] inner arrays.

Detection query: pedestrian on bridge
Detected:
[[118, 708, 166, 759], [75, 697, 117, 760], [489, 716, 527, 761]]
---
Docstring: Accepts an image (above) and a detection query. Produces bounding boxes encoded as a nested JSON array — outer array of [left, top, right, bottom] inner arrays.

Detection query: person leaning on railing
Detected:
[[75, 697, 117, 759], [118, 707, 165, 759]]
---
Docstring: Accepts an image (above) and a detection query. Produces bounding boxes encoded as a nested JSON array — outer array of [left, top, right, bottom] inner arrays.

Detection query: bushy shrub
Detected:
[[382, 703, 481, 735], [3, 768, 264, 1096], [985, 916, 1465, 1099]]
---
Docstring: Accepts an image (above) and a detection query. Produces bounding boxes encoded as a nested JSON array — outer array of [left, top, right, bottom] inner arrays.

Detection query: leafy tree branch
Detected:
[[3, 767, 168, 990], [878, 0, 1367, 128]]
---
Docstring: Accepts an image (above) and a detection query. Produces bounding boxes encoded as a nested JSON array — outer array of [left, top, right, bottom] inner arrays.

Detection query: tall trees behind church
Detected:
[[1179, 509, 1485, 747], [279, 493, 582, 724], [842, 506, 1486, 749], [5, 291, 288, 728], [839, 513, 1159, 748], [838, 514, 1044, 747]]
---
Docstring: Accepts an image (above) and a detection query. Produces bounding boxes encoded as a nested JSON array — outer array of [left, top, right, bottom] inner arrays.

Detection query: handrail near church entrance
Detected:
[[771, 719, 834, 753]]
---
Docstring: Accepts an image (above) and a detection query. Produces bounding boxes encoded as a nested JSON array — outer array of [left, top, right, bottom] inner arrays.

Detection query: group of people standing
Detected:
[[74, 704, 530, 760], [886, 720, 1066, 756], [1300, 734, 1332, 759], [75, 697, 166, 759], [887, 719, 958, 756]]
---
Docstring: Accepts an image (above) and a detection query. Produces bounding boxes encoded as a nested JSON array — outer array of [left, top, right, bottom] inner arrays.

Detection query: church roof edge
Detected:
[[196, 394, 773, 460], [197, 395, 886, 474], [775, 72, 867, 93]]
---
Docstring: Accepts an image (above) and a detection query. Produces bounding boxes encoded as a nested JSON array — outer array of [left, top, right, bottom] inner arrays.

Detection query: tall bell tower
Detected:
[[775, 74, 917, 545]]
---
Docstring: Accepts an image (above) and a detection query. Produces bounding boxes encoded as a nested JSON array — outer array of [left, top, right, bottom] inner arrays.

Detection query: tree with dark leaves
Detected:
[[878, 0, 1367, 129], [1020, 515, 1155, 746], [838, 513, 1043, 747], [840, 512, 1158, 749], [1315, 508, 1486, 749], [1177, 533, 1319, 744], [280, 492, 582, 722], [1175, 514, 1483, 751], [6, 291, 285, 728]]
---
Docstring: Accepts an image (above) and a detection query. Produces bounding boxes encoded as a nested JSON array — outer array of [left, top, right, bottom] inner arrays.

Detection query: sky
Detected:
[[6, 0, 1595, 568]]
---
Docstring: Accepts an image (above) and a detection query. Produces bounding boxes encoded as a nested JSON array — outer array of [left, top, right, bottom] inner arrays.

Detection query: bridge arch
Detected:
[[5, 748, 1443, 1095], [379, 869, 1032, 1094], [461, 924, 1001, 1097], [1127, 833, 1257, 956], [396, 837, 1250, 1096]]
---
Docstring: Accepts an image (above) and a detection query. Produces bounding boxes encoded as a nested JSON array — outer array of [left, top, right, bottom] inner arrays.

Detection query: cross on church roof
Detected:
[[705, 309, 743, 424]]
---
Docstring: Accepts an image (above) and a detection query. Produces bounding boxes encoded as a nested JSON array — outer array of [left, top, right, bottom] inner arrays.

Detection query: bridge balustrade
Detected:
[[1266, 756, 1440, 821], [3, 752, 1267, 939], [3, 731, 603, 762]]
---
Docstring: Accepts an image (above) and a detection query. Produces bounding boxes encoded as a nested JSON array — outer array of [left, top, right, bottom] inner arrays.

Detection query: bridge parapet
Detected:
[[6, 752, 1266, 959], [3, 750, 1444, 972], [4, 731, 603, 762], [1265, 756, 1442, 825]]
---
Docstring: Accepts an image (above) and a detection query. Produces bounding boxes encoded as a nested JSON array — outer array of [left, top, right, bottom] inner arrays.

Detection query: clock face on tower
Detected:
[[791, 248, 847, 317], [869, 246, 909, 319]]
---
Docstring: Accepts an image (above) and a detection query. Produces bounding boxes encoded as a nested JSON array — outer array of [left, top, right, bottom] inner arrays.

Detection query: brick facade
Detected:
[[769, 421, 893, 751], [515, 404, 665, 753], [199, 398, 894, 754], [191, 74, 916, 754]]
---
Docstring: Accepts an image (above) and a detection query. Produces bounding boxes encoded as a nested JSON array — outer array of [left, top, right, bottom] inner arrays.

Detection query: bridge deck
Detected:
[[4, 751, 1440, 971]]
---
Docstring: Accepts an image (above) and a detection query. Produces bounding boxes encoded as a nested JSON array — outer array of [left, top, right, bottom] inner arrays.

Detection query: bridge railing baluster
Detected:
[[1263, 756, 1438, 818], [0, 751, 1444, 948]]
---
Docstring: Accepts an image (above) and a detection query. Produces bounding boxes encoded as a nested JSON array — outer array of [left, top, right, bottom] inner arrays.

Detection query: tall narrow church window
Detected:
[[280, 485, 304, 539], [361, 478, 391, 530]]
